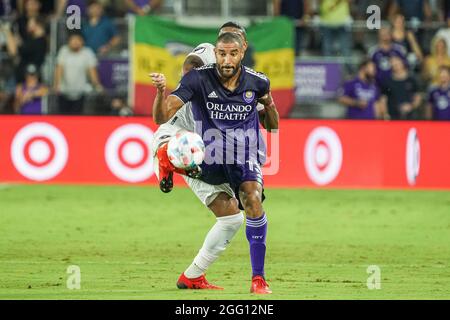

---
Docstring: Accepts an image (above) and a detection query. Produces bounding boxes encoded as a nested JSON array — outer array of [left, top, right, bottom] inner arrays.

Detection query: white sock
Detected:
[[184, 212, 244, 279]]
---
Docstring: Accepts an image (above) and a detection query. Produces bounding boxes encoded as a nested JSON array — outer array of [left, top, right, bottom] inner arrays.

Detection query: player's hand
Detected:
[[149, 73, 166, 93]]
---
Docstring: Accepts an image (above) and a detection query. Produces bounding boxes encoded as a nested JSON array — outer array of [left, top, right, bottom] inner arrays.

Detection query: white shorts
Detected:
[[182, 175, 235, 207], [153, 155, 235, 206]]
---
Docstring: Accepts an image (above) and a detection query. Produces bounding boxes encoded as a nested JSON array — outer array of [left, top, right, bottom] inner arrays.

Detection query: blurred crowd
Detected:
[[0, 0, 162, 116], [274, 0, 450, 120], [1, 0, 450, 120]]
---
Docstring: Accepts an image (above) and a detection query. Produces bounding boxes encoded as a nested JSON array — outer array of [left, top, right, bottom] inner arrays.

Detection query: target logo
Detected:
[[11, 122, 69, 181], [406, 128, 420, 186], [105, 124, 154, 182], [304, 127, 343, 185]]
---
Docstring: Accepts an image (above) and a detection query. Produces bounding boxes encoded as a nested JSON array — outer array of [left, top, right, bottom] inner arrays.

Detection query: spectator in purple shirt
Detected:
[[338, 60, 387, 120], [368, 26, 408, 88], [14, 64, 48, 115], [426, 66, 450, 120]]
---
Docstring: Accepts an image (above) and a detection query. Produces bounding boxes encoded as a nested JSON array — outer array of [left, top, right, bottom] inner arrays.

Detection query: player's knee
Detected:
[[240, 192, 263, 218], [209, 193, 240, 217], [225, 197, 240, 215]]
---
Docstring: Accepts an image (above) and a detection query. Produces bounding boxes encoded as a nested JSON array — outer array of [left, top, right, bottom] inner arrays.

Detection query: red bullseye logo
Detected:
[[314, 140, 331, 171], [11, 122, 68, 181], [304, 127, 342, 185], [105, 124, 154, 182], [23, 137, 55, 167], [118, 138, 149, 169]]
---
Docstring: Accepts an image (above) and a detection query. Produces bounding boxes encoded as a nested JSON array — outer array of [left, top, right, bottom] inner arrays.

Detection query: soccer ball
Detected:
[[167, 130, 205, 169]]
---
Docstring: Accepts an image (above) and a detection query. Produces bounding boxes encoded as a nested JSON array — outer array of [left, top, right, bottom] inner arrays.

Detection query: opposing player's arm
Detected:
[[154, 95, 185, 125], [257, 91, 279, 132], [150, 73, 185, 125]]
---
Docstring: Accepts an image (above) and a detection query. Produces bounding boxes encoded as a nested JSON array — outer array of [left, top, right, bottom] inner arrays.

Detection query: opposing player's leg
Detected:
[[176, 177, 244, 290], [153, 129, 244, 290]]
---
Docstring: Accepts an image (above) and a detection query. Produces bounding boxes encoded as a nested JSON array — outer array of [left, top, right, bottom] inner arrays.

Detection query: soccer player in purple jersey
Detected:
[[338, 60, 388, 120], [426, 66, 450, 121], [152, 32, 279, 294]]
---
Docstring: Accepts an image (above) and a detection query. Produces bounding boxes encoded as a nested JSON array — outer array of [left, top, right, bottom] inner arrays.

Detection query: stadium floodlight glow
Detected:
[[11, 122, 68, 181], [105, 124, 154, 183]]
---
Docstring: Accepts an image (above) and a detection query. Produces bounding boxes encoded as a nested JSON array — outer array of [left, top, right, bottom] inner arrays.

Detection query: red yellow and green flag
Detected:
[[131, 16, 295, 117]]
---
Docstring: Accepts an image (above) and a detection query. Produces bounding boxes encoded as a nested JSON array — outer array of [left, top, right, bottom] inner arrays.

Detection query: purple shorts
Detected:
[[200, 161, 265, 210]]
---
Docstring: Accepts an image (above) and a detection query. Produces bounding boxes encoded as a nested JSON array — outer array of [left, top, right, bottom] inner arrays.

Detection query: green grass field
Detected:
[[0, 184, 449, 300]]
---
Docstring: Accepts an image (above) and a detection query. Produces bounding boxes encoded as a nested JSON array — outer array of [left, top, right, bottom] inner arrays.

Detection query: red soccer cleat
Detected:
[[176, 273, 223, 290], [250, 275, 272, 294]]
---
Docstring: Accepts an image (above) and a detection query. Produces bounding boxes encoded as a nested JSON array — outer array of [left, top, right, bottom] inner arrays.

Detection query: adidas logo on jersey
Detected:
[[208, 91, 218, 98]]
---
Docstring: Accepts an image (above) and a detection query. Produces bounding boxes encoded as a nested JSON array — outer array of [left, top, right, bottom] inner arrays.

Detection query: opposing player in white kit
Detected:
[[151, 43, 243, 290]]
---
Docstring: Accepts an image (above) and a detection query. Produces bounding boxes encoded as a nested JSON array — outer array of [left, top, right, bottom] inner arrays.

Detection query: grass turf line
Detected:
[[0, 185, 449, 299]]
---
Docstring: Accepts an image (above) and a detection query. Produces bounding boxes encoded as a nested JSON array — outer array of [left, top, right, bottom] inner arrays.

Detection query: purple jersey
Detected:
[[342, 77, 380, 120], [20, 84, 43, 115], [369, 44, 407, 86], [171, 64, 269, 164], [428, 86, 450, 120], [170, 64, 269, 198]]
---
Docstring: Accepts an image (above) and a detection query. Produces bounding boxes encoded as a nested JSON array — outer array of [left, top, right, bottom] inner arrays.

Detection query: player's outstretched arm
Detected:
[[258, 91, 279, 132], [150, 73, 184, 125]]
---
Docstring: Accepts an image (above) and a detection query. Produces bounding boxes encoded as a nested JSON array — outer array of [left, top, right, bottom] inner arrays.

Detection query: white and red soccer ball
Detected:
[[167, 130, 205, 169]]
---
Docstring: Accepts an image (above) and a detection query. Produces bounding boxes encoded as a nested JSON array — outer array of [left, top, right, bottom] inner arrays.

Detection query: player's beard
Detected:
[[218, 62, 241, 79]]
